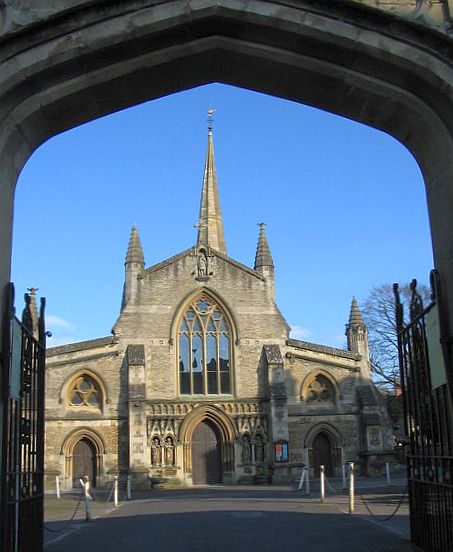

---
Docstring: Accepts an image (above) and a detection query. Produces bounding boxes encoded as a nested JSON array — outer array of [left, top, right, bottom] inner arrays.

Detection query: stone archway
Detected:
[[179, 404, 237, 484], [62, 428, 106, 489], [2, 2, 453, 364], [305, 423, 344, 477], [2, 3, 453, 548]]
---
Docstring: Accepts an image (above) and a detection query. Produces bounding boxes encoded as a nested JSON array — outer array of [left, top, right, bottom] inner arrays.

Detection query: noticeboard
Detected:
[[425, 304, 447, 389], [274, 440, 289, 463]]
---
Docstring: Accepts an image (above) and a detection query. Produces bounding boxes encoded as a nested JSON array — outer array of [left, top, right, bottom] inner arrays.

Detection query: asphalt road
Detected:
[[44, 486, 413, 552]]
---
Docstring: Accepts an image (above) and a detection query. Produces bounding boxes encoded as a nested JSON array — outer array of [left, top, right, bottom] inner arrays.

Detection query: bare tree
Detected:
[[362, 282, 431, 390]]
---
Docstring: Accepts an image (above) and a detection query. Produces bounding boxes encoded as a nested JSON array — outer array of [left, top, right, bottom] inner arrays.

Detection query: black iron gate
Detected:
[[394, 271, 453, 552], [1, 284, 47, 552]]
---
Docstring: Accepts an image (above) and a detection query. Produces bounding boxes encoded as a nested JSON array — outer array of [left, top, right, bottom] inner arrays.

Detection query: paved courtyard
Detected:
[[44, 483, 412, 552]]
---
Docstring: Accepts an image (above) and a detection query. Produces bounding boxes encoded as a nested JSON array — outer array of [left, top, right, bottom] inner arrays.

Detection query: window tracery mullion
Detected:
[[216, 333, 221, 394], [189, 333, 194, 395]]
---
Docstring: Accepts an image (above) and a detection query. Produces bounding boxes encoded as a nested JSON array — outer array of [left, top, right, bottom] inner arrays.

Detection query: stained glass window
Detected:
[[178, 295, 232, 395], [69, 375, 101, 407]]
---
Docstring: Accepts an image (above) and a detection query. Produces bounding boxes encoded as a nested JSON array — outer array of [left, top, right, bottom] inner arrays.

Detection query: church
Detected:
[[44, 119, 394, 489]]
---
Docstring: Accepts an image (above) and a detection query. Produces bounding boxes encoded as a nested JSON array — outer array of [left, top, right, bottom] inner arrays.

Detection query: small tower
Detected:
[[122, 224, 145, 309], [346, 297, 371, 379], [196, 109, 227, 255], [254, 223, 275, 300]]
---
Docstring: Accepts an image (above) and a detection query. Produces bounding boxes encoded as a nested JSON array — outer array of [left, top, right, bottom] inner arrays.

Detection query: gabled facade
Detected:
[[44, 123, 393, 489]]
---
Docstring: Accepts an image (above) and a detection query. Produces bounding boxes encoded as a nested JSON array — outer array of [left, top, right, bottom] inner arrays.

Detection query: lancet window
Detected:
[[178, 295, 232, 395]]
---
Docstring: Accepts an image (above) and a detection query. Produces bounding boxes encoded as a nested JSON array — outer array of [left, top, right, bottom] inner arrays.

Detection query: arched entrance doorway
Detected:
[[191, 420, 222, 484], [72, 437, 97, 488], [179, 404, 236, 484], [312, 432, 333, 477]]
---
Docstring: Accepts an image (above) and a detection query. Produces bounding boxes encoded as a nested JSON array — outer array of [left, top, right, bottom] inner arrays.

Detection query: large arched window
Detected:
[[303, 373, 336, 406], [178, 295, 232, 395]]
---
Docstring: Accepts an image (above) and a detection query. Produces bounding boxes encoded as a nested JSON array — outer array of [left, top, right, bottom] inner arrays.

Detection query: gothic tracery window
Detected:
[[178, 295, 232, 395], [305, 374, 335, 404], [68, 375, 101, 407]]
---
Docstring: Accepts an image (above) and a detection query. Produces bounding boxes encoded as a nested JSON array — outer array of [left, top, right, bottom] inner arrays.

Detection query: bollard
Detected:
[[306, 467, 310, 495], [80, 476, 92, 522], [127, 475, 131, 500], [297, 468, 305, 491], [56, 475, 60, 500], [348, 463, 355, 514], [386, 462, 391, 485], [114, 476, 119, 507], [320, 465, 325, 503], [342, 464, 346, 490]]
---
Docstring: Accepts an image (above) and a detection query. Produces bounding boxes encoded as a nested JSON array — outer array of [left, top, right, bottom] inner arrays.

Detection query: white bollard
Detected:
[[386, 462, 391, 485], [127, 475, 131, 500], [349, 463, 355, 514], [320, 465, 325, 503], [56, 475, 60, 500], [297, 468, 305, 491], [342, 464, 346, 489], [114, 476, 119, 507]]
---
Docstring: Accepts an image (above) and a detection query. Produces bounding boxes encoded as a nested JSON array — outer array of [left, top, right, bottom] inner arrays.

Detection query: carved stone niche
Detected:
[[192, 248, 216, 281]]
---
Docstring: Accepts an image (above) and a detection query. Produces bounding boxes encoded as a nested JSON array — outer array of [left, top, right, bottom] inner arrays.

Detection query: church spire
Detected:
[[196, 109, 227, 255], [254, 223, 274, 272], [346, 297, 371, 378], [125, 224, 145, 267]]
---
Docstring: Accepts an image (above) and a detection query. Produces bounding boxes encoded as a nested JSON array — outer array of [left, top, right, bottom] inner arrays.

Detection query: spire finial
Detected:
[[207, 108, 216, 133], [349, 296, 364, 326], [125, 224, 145, 267], [254, 222, 274, 271]]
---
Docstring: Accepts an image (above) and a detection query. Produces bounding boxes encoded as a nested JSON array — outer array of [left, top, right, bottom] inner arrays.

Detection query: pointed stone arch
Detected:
[[170, 286, 238, 343], [179, 404, 237, 481], [61, 427, 106, 488], [300, 370, 338, 404], [2, 2, 453, 367], [304, 422, 344, 477], [60, 369, 108, 409]]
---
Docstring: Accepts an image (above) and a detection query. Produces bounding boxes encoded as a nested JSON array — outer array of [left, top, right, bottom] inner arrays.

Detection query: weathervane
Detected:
[[207, 108, 216, 131]]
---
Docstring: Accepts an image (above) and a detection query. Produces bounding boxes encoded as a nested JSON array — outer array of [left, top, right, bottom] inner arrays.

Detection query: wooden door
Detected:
[[312, 432, 333, 477], [191, 420, 221, 484], [72, 438, 97, 488]]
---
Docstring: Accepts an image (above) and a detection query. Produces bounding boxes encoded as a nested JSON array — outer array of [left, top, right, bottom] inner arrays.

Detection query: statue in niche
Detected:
[[254, 434, 265, 463], [197, 250, 208, 277], [151, 436, 162, 465], [242, 435, 252, 465], [164, 436, 175, 466]]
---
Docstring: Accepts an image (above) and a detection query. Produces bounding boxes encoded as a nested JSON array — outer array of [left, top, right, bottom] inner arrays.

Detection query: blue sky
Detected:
[[11, 83, 433, 347]]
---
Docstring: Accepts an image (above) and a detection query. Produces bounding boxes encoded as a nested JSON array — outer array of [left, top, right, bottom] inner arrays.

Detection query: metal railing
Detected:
[[1, 284, 47, 552], [395, 272, 453, 551]]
